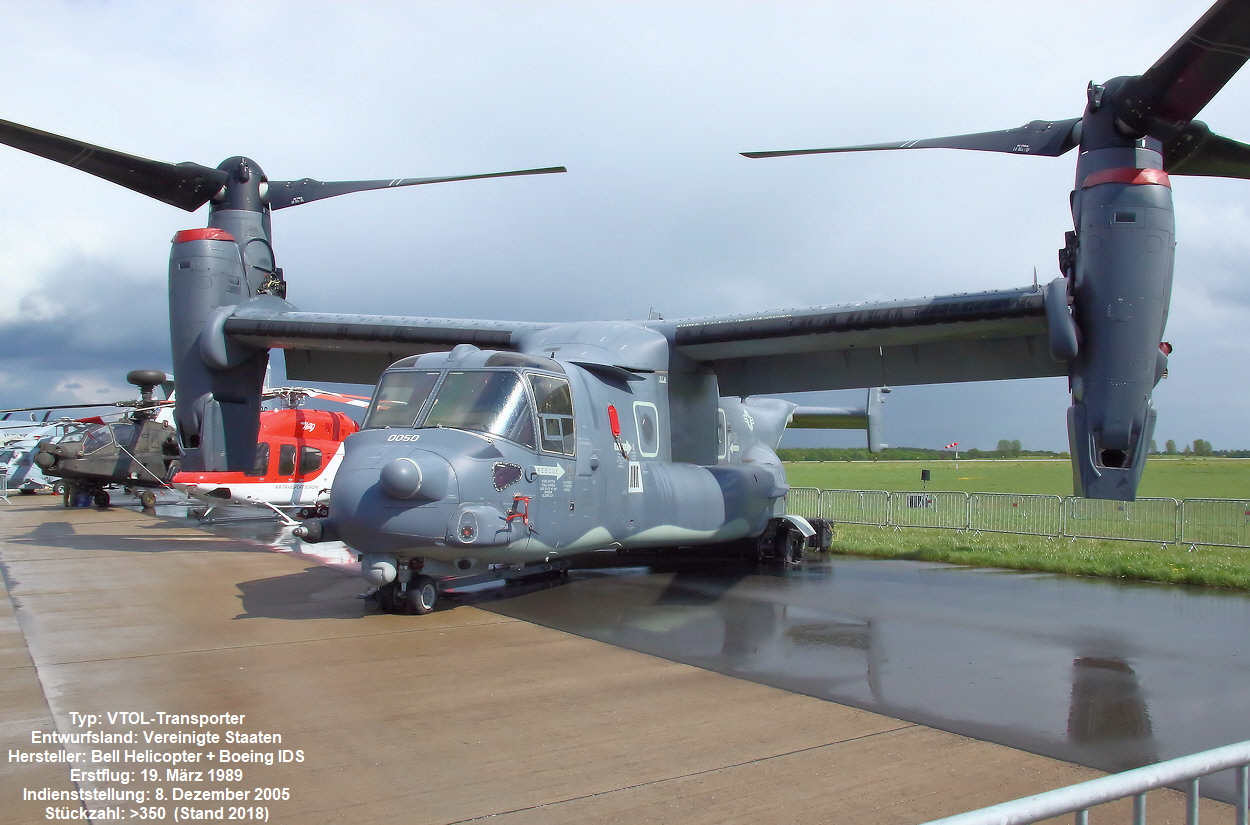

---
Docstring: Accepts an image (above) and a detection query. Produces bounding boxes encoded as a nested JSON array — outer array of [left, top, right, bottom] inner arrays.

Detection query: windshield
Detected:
[[81, 426, 115, 454], [363, 371, 440, 429], [424, 371, 535, 448]]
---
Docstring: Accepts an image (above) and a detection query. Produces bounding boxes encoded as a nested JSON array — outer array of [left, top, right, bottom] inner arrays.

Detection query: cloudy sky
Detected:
[[1, 0, 1247, 453]]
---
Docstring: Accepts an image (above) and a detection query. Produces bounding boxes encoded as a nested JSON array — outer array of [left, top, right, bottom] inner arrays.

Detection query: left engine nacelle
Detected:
[[168, 228, 274, 472]]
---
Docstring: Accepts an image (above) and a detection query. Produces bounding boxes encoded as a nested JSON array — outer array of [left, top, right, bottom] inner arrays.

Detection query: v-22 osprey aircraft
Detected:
[[300, 357, 884, 612], [2, 0, 1249, 613]]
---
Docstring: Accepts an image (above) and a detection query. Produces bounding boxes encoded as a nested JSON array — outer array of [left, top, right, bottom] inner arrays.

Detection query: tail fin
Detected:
[[789, 387, 889, 452]]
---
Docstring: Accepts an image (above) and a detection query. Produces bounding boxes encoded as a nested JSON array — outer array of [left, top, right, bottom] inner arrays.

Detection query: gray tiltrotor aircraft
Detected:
[[2, 0, 1248, 612]]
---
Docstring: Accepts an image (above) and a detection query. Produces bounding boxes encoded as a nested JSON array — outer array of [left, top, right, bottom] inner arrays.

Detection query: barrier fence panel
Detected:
[[784, 487, 822, 521], [889, 491, 969, 531], [968, 493, 1063, 538], [807, 488, 1250, 549], [1062, 496, 1180, 545], [919, 739, 1250, 825], [821, 489, 891, 528], [1180, 498, 1250, 549]]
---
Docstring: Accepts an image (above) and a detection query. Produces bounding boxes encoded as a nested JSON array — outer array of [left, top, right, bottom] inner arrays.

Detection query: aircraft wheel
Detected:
[[374, 581, 406, 614], [139, 491, 157, 509], [780, 528, 805, 566], [93, 490, 111, 508], [407, 576, 438, 615]]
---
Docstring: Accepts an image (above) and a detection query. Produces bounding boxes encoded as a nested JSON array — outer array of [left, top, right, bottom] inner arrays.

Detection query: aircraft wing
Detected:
[[663, 285, 1067, 396], [219, 284, 1069, 393], [222, 308, 552, 384]]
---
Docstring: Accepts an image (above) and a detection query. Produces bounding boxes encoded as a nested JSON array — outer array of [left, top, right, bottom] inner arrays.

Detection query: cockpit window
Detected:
[[363, 371, 440, 429], [529, 374, 575, 456], [246, 442, 270, 477], [81, 425, 117, 454], [424, 371, 535, 448]]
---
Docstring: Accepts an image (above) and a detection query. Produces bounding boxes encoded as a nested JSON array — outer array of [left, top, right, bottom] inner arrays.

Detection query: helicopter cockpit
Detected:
[[80, 422, 137, 454], [363, 365, 575, 456]]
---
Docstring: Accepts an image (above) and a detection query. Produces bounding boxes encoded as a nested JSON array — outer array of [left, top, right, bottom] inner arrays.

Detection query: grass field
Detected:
[[783, 458, 1250, 589], [784, 457, 1250, 500]]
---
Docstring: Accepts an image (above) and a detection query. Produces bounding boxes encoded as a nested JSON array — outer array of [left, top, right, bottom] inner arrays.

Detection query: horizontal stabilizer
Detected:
[[789, 387, 889, 452]]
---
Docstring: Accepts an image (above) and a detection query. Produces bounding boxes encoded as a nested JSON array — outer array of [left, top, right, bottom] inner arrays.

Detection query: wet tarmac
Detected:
[[24, 495, 1191, 824], [186, 502, 1250, 804], [488, 558, 1250, 801]]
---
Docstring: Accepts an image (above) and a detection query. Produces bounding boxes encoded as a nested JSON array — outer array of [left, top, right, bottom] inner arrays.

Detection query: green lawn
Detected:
[[783, 458, 1250, 589], [784, 457, 1250, 500]]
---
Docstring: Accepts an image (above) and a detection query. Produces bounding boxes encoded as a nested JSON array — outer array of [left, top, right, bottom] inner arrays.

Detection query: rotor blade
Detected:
[[304, 389, 371, 408], [266, 166, 568, 210], [0, 119, 228, 212], [1135, 0, 1250, 128], [0, 402, 122, 415], [742, 119, 1081, 160], [1164, 120, 1250, 178], [264, 387, 371, 408], [0, 397, 175, 416]]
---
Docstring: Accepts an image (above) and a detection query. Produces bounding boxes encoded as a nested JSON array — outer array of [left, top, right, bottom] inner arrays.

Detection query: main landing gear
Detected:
[[375, 576, 439, 615], [60, 481, 110, 508], [742, 518, 814, 567]]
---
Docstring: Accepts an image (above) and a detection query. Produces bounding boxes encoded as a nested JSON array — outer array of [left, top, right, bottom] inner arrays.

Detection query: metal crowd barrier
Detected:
[[890, 490, 969, 531], [969, 492, 1063, 538], [1063, 496, 1181, 546], [918, 738, 1250, 825], [1181, 499, 1250, 550], [782, 489, 1250, 549], [819, 488, 891, 527]]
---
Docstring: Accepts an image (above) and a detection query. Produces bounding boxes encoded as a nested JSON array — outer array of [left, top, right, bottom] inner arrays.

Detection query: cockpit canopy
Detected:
[[363, 368, 575, 456]]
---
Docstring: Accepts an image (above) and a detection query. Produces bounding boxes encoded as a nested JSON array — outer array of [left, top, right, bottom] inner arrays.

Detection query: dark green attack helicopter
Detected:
[[13, 370, 182, 508]]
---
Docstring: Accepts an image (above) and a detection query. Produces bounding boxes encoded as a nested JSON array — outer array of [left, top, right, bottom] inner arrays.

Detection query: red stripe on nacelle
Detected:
[[172, 228, 236, 243], [1081, 168, 1171, 189]]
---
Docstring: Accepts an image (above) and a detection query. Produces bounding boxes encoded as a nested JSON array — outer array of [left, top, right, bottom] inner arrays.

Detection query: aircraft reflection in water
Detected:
[[1068, 655, 1158, 773], [480, 561, 1177, 789]]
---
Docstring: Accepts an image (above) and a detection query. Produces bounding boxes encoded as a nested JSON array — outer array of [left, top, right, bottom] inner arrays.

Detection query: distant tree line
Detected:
[[778, 439, 1250, 461], [777, 446, 1068, 462]]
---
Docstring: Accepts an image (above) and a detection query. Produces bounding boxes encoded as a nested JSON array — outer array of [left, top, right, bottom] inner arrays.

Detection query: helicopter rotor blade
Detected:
[[742, 118, 1082, 160], [0, 118, 228, 212], [0, 398, 175, 416], [0, 402, 124, 415], [266, 166, 568, 210], [1127, 0, 1250, 133], [1163, 120, 1250, 178]]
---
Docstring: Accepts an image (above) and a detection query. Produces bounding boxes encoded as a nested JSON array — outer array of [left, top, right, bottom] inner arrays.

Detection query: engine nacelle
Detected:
[[168, 227, 278, 472], [1065, 138, 1174, 500]]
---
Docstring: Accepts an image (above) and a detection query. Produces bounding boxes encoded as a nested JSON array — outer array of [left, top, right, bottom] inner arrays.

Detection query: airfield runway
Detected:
[[0, 497, 1233, 824]]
